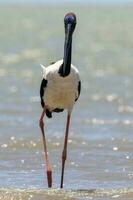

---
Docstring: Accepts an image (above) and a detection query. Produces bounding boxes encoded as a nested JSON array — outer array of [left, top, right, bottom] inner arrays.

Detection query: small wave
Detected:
[[90, 94, 118, 102], [0, 188, 133, 200], [0, 136, 87, 151], [0, 49, 43, 65], [0, 68, 7, 77], [0, 138, 40, 151], [118, 105, 133, 113], [84, 118, 133, 126]]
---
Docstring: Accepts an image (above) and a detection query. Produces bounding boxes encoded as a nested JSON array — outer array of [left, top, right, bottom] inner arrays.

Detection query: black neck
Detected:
[[63, 35, 72, 74], [59, 35, 72, 77]]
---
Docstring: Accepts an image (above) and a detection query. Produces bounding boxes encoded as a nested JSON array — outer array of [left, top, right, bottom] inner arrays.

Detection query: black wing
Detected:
[[40, 79, 52, 118], [40, 79, 47, 108], [75, 81, 81, 102]]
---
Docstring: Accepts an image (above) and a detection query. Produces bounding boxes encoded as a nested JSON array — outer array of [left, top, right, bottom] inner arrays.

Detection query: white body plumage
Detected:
[[41, 60, 80, 113]]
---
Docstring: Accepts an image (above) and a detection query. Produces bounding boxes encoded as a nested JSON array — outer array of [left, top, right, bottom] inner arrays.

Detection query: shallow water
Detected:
[[0, 4, 133, 200], [0, 188, 133, 200]]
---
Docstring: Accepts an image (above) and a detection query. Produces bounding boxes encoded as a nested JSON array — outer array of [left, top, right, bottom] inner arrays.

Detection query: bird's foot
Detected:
[[47, 170, 52, 188]]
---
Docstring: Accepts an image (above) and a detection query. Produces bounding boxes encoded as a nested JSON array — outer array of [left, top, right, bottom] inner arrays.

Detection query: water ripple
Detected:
[[84, 118, 133, 125]]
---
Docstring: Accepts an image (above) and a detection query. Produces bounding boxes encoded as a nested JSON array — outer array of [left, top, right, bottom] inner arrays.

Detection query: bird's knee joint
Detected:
[[62, 150, 67, 161], [39, 119, 44, 128]]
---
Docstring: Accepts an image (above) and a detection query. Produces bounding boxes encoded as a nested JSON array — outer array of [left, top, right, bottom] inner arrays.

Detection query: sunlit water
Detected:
[[0, 5, 133, 200]]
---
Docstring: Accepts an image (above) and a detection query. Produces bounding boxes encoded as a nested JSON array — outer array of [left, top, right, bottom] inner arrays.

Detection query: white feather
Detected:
[[40, 64, 46, 78], [42, 60, 80, 113], [40, 64, 46, 70]]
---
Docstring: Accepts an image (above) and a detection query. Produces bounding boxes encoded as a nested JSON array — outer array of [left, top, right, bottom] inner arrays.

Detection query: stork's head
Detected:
[[64, 13, 76, 34], [59, 13, 77, 77]]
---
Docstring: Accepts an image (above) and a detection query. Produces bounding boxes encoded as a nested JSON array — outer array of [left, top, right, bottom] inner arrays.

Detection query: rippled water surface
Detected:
[[0, 5, 133, 200]]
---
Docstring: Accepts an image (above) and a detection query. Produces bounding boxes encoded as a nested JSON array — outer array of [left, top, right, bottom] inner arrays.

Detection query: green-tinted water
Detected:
[[0, 5, 133, 200]]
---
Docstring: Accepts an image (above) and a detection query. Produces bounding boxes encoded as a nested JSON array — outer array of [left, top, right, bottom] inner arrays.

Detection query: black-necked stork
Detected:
[[39, 12, 81, 188]]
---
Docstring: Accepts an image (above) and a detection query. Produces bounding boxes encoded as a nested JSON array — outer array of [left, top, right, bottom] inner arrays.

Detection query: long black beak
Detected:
[[62, 23, 73, 76]]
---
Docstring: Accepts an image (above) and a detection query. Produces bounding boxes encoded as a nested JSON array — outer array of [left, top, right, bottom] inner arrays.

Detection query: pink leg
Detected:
[[39, 108, 52, 188], [60, 112, 71, 188]]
